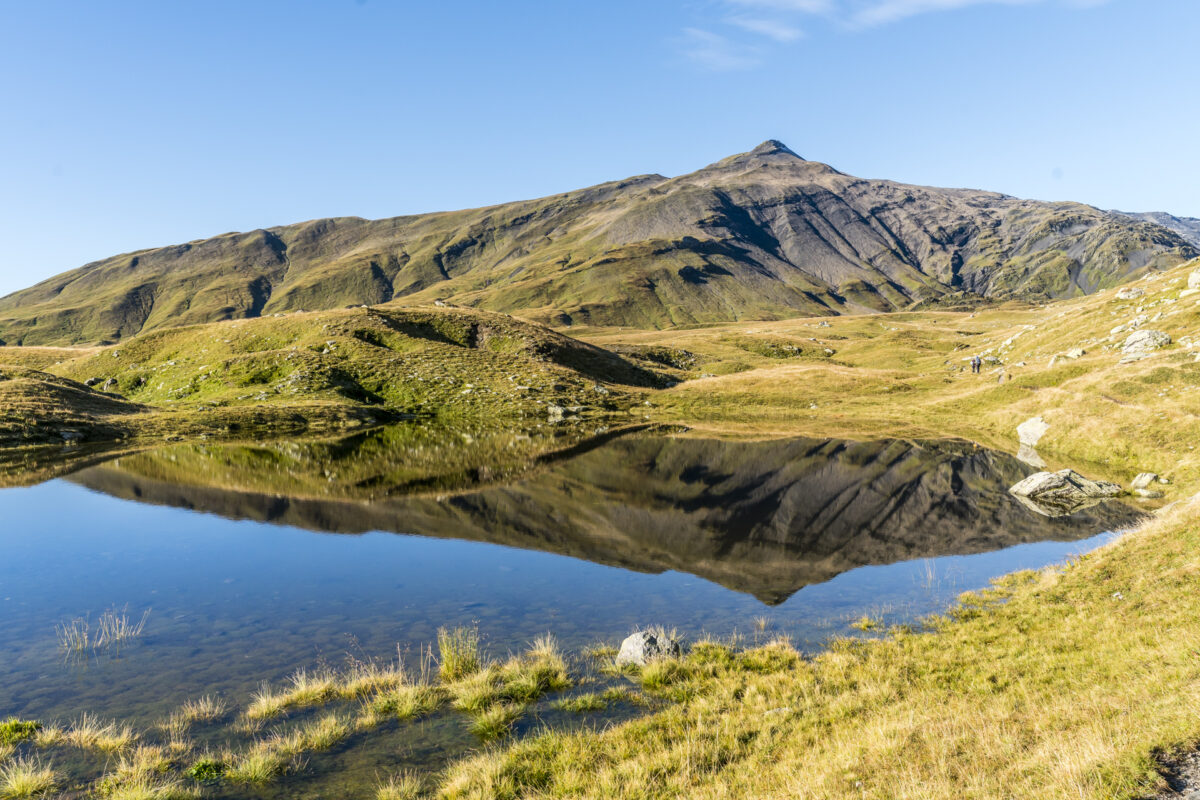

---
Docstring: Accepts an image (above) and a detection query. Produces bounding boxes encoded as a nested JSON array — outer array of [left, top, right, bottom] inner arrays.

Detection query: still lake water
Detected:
[[0, 427, 1145, 794]]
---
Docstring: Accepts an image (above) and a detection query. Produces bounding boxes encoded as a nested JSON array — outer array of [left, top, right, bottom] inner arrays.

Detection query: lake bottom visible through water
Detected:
[[0, 430, 1144, 796]]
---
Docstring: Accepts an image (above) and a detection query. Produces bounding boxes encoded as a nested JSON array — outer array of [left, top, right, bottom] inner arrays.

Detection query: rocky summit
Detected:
[[0, 140, 1196, 346]]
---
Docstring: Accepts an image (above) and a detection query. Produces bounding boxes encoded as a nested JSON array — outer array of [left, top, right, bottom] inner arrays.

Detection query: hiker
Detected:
[[971, 355, 981, 374]]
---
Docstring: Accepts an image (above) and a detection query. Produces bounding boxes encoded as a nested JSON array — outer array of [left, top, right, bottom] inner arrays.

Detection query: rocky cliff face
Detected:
[[68, 431, 1143, 604], [3, 140, 1194, 345]]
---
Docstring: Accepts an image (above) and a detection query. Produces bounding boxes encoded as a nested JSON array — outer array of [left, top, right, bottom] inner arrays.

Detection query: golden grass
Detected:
[[161, 695, 224, 737], [0, 756, 58, 799], [95, 746, 192, 799], [438, 626, 484, 682], [616, 268, 1200, 490], [224, 743, 290, 785], [437, 501, 1200, 799], [246, 660, 409, 720], [66, 713, 136, 753], [376, 771, 424, 800]]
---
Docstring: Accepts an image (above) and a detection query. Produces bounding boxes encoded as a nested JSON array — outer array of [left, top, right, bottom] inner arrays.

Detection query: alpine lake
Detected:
[[0, 422, 1144, 798]]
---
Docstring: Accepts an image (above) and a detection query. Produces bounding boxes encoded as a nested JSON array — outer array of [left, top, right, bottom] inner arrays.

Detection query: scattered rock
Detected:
[[1120, 329, 1171, 362], [1116, 287, 1145, 300], [59, 430, 84, 443], [1131, 472, 1159, 490], [1017, 416, 1049, 447], [1133, 488, 1165, 499], [1009, 469, 1121, 517], [1181, 289, 1200, 299], [1062, 348, 1086, 359], [615, 630, 681, 667], [84, 377, 101, 387], [1190, 268, 1200, 290]]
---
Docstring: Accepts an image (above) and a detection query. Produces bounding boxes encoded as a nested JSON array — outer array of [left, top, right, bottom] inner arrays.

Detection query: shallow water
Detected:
[[0, 426, 1143, 793]]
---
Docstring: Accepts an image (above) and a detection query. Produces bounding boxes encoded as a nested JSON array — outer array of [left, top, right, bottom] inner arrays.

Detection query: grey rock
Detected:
[[1115, 287, 1145, 301], [615, 630, 681, 667], [1130, 472, 1158, 490], [1190, 268, 1200, 290], [59, 430, 84, 443], [1121, 329, 1171, 357], [84, 377, 101, 387], [1133, 488, 1165, 499], [1009, 469, 1122, 517], [1063, 348, 1086, 359], [1017, 416, 1049, 447]]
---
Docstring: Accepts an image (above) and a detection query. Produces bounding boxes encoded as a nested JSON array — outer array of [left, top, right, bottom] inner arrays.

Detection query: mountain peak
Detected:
[[749, 140, 801, 159]]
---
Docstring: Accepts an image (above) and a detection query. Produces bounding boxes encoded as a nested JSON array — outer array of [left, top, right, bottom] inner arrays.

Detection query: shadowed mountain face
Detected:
[[2, 141, 1195, 345], [67, 431, 1143, 604], [1115, 210, 1200, 247]]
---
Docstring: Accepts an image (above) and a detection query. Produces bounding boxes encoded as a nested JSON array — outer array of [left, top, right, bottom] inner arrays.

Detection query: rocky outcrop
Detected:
[[1009, 469, 1122, 517], [1120, 329, 1171, 362]]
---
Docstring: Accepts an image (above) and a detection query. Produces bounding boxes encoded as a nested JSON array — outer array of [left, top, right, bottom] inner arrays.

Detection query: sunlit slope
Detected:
[[1, 142, 1195, 345], [0, 305, 662, 450], [620, 257, 1200, 490]]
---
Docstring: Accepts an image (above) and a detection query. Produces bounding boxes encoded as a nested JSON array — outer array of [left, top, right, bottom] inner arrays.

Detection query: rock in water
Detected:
[[1009, 469, 1122, 517], [1130, 472, 1159, 490], [1017, 416, 1049, 447], [615, 630, 681, 667]]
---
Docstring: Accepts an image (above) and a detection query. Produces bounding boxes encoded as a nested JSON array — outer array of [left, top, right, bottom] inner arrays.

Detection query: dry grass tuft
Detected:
[[0, 756, 59, 798]]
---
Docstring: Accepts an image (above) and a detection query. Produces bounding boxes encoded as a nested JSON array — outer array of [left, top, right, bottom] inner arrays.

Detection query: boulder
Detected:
[[615, 630, 681, 667], [1121, 329, 1171, 359], [1116, 287, 1145, 300], [1189, 268, 1200, 290], [1009, 469, 1122, 517], [1063, 348, 1086, 359], [1017, 416, 1049, 447], [1130, 472, 1158, 490], [1133, 488, 1164, 499]]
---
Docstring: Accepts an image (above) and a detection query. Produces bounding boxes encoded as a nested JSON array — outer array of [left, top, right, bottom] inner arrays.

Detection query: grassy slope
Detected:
[[438, 503, 1200, 800], [432, 258, 1200, 799], [575, 256, 1200, 491], [0, 304, 661, 460]]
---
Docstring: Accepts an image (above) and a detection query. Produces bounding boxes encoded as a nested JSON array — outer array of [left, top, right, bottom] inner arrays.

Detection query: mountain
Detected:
[[1112, 210, 1200, 247], [67, 431, 1143, 605], [1, 140, 1195, 346]]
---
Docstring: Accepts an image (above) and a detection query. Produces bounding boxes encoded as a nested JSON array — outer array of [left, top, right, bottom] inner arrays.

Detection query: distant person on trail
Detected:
[[971, 355, 982, 374]]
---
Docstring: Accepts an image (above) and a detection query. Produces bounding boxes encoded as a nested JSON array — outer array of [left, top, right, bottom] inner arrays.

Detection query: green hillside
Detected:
[[1, 141, 1195, 345]]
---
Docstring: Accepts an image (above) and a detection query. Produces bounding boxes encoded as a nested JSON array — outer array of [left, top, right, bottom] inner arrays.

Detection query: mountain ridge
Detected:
[[1, 141, 1196, 345]]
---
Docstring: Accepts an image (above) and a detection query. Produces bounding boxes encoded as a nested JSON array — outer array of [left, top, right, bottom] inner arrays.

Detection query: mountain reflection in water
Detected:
[[66, 427, 1143, 604]]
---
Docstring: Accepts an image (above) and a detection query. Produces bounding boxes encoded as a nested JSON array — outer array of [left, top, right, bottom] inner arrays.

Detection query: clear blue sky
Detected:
[[1, 0, 1197, 297]]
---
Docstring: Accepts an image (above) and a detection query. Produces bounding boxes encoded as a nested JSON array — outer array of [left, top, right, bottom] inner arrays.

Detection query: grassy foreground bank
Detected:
[[436, 500, 1200, 799]]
